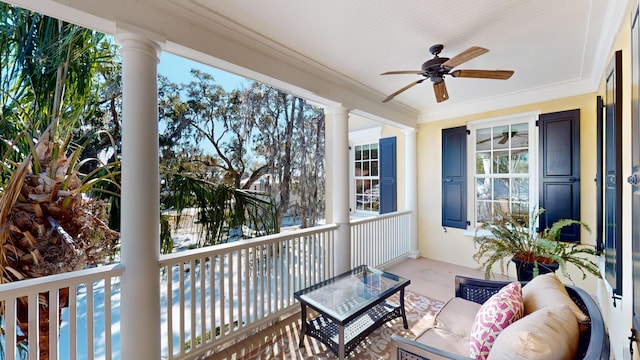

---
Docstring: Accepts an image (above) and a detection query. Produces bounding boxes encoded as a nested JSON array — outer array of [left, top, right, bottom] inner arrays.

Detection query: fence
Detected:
[[158, 224, 337, 359], [0, 211, 414, 359], [0, 264, 124, 360], [350, 210, 412, 268]]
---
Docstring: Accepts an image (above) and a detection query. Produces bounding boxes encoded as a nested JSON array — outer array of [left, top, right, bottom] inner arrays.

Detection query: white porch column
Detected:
[[116, 30, 162, 360], [404, 128, 420, 258], [325, 106, 351, 274]]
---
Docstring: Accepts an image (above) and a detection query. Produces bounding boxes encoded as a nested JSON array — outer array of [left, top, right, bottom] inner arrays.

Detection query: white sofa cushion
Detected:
[[487, 304, 579, 360], [433, 297, 482, 336], [411, 296, 481, 358], [521, 273, 588, 324]]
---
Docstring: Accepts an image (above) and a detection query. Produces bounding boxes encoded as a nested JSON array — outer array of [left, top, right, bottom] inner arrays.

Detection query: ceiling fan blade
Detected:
[[433, 80, 449, 103], [450, 69, 514, 79], [381, 70, 423, 75], [442, 46, 489, 69], [382, 79, 425, 102]]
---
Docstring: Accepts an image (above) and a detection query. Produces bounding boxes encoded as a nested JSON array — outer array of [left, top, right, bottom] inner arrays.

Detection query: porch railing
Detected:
[[350, 210, 412, 268], [0, 211, 413, 359], [0, 264, 124, 360], [158, 224, 337, 360]]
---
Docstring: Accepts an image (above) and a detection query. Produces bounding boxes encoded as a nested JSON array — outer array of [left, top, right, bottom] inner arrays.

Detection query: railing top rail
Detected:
[[0, 263, 124, 296], [159, 223, 338, 265], [350, 209, 412, 225]]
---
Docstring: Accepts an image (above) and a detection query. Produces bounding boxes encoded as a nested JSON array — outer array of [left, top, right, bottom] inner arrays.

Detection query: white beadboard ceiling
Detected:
[[5, 0, 629, 124]]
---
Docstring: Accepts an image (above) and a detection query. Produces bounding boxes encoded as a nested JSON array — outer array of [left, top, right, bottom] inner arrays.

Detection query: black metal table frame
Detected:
[[294, 265, 410, 359]]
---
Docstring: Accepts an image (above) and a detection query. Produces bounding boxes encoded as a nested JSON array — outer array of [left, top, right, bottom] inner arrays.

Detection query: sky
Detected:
[[156, 52, 253, 156], [157, 52, 249, 91]]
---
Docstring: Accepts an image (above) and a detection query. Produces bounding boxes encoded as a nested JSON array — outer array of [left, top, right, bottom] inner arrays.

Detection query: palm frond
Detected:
[[162, 168, 279, 247]]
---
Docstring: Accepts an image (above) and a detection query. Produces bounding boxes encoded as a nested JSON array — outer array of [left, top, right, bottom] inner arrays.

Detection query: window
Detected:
[[444, 111, 580, 234], [350, 127, 396, 215], [354, 143, 380, 212], [467, 113, 538, 226]]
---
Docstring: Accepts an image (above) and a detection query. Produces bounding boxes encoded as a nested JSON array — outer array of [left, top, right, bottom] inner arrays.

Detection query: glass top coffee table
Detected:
[[294, 265, 411, 359]]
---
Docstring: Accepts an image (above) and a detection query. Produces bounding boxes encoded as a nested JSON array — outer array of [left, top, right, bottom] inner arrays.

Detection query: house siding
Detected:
[[417, 3, 639, 353], [417, 92, 631, 349]]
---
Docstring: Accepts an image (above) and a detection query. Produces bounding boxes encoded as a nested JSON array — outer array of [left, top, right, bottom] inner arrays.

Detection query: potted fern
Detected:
[[473, 207, 601, 281]]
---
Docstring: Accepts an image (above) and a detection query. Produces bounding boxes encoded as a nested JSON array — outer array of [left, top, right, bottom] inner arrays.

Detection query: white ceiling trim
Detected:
[[5, 0, 113, 33], [419, 78, 596, 123], [588, 0, 630, 82]]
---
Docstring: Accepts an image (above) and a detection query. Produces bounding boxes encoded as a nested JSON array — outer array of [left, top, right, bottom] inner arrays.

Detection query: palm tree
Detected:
[[0, 6, 119, 358], [161, 163, 279, 249]]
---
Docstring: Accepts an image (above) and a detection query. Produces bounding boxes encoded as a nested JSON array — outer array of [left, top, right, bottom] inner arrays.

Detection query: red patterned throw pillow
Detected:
[[469, 281, 524, 360]]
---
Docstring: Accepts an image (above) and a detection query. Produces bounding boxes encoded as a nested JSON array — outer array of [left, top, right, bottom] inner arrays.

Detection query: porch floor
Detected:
[[206, 257, 509, 360]]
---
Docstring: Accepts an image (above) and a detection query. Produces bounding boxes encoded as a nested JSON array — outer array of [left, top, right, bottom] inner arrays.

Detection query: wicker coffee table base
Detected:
[[299, 300, 408, 358]]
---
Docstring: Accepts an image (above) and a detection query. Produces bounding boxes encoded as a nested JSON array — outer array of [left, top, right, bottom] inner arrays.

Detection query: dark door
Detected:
[[538, 109, 581, 241]]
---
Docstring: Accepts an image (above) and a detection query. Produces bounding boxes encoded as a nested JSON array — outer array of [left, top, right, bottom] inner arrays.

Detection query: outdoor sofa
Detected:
[[391, 273, 610, 359]]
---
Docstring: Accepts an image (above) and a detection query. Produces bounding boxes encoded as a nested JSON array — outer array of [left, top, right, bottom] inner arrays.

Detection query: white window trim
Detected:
[[349, 127, 382, 214], [465, 111, 540, 233]]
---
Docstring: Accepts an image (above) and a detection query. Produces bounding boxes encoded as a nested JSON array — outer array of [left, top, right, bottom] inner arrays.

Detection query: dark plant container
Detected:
[[511, 257, 559, 281]]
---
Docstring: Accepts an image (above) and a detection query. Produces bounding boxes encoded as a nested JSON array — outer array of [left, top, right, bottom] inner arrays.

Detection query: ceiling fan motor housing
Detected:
[[421, 57, 450, 82]]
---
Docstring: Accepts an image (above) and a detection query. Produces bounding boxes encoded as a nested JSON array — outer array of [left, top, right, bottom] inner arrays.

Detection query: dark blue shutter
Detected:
[[604, 50, 623, 295], [379, 137, 397, 214], [595, 96, 604, 251], [538, 109, 581, 242], [631, 4, 640, 338], [442, 126, 467, 229]]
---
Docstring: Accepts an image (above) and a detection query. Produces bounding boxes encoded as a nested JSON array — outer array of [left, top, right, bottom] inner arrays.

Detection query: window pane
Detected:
[[511, 149, 529, 173], [362, 145, 370, 160], [493, 125, 509, 150], [371, 160, 378, 176], [476, 128, 492, 151], [476, 178, 492, 200], [371, 144, 378, 159], [371, 179, 379, 190], [512, 202, 529, 217], [359, 162, 368, 175], [476, 152, 491, 174], [511, 122, 529, 148], [511, 177, 529, 202], [494, 202, 509, 216], [493, 178, 509, 201], [493, 151, 509, 173], [360, 181, 379, 211], [477, 201, 492, 223]]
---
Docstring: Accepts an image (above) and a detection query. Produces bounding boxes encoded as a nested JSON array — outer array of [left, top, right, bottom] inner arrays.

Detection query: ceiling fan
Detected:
[[381, 44, 514, 103]]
